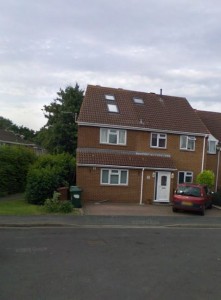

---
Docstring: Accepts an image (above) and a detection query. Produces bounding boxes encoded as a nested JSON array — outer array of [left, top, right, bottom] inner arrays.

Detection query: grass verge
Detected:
[[0, 197, 81, 216], [0, 199, 46, 215]]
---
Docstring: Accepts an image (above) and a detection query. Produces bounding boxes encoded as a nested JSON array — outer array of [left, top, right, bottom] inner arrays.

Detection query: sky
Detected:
[[1, 0, 221, 131]]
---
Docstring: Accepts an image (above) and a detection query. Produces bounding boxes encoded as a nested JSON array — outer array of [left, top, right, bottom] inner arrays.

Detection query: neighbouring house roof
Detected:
[[196, 110, 221, 141], [0, 129, 35, 146], [0, 128, 46, 155], [77, 148, 176, 170], [78, 85, 209, 135]]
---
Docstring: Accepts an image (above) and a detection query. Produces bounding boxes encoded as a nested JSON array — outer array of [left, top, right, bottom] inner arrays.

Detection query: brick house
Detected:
[[196, 110, 221, 191], [76, 85, 210, 204]]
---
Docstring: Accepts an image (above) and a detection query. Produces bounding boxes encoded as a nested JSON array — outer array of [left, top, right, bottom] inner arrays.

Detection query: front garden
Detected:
[[0, 146, 80, 215]]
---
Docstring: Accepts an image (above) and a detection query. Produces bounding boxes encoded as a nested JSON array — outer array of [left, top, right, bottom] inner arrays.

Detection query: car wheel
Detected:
[[172, 206, 178, 213], [208, 202, 212, 209], [200, 205, 205, 216]]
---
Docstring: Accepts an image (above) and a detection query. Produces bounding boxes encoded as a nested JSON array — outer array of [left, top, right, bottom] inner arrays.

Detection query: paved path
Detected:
[[83, 202, 221, 216], [0, 195, 221, 227]]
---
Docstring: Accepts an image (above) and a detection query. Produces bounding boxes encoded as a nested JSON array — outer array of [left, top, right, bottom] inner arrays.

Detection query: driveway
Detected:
[[83, 202, 221, 217]]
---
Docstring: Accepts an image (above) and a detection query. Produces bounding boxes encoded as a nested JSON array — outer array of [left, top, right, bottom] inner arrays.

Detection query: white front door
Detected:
[[155, 171, 171, 202]]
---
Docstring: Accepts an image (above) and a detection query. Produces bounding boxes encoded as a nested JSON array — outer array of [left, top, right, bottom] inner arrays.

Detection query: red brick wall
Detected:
[[76, 166, 141, 203], [78, 126, 205, 173], [77, 125, 207, 202]]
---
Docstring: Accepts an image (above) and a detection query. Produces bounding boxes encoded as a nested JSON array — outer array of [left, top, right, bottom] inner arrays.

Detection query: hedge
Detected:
[[25, 153, 75, 204], [0, 145, 37, 196]]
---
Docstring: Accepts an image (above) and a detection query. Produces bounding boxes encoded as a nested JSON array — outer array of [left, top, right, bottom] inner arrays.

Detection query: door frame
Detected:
[[154, 171, 171, 203]]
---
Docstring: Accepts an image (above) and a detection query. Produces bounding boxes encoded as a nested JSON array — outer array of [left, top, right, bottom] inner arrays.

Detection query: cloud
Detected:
[[1, 0, 221, 130]]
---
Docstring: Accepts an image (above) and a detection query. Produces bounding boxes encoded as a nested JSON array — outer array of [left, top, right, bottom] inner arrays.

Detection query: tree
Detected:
[[0, 145, 37, 196], [0, 116, 35, 141], [36, 84, 84, 154], [0, 116, 13, 129], [196, 170, 215, 189]]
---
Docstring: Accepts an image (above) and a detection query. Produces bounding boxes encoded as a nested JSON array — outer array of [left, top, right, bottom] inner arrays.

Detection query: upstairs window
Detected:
[[105, 94, 115, 101], [207, 140, 216, 154], [107, 103, 119, 113], [100, 128, 126, 145], [151, 133, 167, 148], [180, 135, 196, 151], [178, 171, 193, 184], [133, 97, 144, 104]]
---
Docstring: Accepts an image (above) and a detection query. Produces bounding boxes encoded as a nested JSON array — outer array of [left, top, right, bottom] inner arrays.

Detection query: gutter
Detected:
[[77, 121, 208, 137], [77, 163, 177, 172]]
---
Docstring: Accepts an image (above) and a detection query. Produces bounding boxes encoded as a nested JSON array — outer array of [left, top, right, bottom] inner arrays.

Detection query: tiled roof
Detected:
[[78, 85, 209, 135], [0, 129, 34, 145], [196, 110, 221, 141], [77, 148, 176, 170]]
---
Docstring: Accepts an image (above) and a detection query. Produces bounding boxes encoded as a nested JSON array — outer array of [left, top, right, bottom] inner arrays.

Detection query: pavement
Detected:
[[0, 199, 221, 228]]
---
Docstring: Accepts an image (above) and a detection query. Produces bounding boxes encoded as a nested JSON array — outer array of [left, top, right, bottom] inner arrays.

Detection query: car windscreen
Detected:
[[176, 186, 201, 197]]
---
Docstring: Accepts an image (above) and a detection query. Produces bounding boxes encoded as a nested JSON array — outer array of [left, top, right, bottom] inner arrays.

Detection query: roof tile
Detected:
[[77, 148, 176, 170], [78, 85, 209, 135], [196, 110, 221, 141]]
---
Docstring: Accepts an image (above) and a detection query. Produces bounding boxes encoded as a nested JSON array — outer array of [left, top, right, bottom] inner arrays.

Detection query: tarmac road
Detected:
[[1, 226, 221, 300]]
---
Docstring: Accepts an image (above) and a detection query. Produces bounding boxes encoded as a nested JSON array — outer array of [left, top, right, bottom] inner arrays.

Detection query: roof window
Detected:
[[133, 97, 144, 104], [105, 94, 115, 101], [107, 103, 119, 113]]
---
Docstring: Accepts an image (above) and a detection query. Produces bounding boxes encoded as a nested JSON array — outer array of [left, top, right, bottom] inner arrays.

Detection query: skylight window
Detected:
[[133, 97, 144, 104], [107, 104, 119, 113], [105, 94, 115, 101]]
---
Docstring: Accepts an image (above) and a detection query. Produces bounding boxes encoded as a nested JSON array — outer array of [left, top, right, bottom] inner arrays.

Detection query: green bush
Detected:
[[44, 192, 73, 213], [0, 145, 36, 196], [196, 170, 215, 189], [25, 153, 75, 204], [25, 167, 60, 204]]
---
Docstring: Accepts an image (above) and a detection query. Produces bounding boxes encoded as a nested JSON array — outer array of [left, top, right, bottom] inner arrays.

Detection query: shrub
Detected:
[[25, 167, 60, 205], [0, 145, 36, 196], [196, 170, 215, 189], [25, 153, 75, 204], [44, 192, 73, 213]]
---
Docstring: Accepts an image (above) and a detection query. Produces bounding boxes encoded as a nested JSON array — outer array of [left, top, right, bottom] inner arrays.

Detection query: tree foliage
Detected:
[[0, 116, 36, 141], [36, 84, 84, 154], [25, 153, 76, 204], [196, 170, 215, 189], [0, 145, 37, 196]]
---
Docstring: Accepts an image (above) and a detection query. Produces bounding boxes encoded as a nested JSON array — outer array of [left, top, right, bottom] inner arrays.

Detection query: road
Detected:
[[0, 227, 221, 300]]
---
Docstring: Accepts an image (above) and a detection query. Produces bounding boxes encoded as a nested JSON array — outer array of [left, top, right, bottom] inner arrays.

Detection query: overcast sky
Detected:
[[1, 0, 221, 131]]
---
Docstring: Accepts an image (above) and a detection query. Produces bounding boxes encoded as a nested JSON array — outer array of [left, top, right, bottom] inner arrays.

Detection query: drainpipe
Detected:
[[201, 135, 207, 172], [139, 168, 145, 205], [216, 147, 221, 192]]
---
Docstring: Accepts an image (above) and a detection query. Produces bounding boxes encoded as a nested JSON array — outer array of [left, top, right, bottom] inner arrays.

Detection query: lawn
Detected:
[[0, 198, 46, 215], [0, 195, 81, 215]]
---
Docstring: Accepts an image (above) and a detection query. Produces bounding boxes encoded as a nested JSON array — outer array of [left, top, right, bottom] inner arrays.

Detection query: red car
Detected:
[[172, 183, 213, 215]]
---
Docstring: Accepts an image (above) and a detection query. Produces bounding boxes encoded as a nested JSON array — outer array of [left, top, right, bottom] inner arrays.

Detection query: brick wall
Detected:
[[76, 166, 142, 203], [77, 125, 207, 202], [78, 126, 205, 172]]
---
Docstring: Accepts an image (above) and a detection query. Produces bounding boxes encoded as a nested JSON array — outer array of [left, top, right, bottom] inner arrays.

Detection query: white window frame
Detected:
[[150, 133, 167, 148], [180, 135, 196, 151], [100, 128, 127, 145], [133, 97, 144, 104], [107, 103, 119, 113], [207, 140, 217, 154], [105, 94, 115, 101], [101, 169, 129, 185], [178, 171, 193, 184]]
